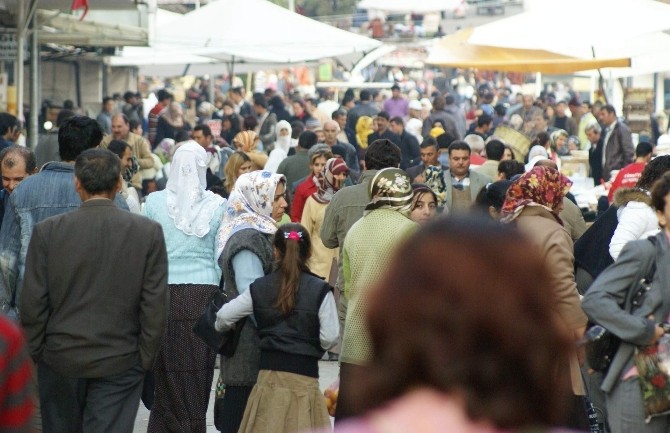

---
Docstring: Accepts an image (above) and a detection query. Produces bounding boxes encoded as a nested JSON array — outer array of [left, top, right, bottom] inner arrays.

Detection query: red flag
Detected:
[[71, 0, 89, 21]]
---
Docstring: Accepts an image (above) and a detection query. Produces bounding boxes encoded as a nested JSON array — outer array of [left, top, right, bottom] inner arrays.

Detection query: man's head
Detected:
[[0, 113, 18, 140], [107, 140, 133, 170], [476, 114, 493, 133], [391, 84, 400, 99], [253, 93, 268, 115], [598, 104, 617, 126], [74, 148, 122, 200], [102, 97, 114, 113], [485, 139, 505, 162], [555, 101, 567, 117], [376, 111, 390, 133], [389, 117, 404, 136], [58, 116, 104, 162], [292, 100, 305, 117], [0, 146, 36, 194], [419, 139, 439, 167], [585, 122, 602, 144], [463, 134, 485, 155], [157, 89, 173, 106], [298, 130, 318, 150], [332, 109, 347, 130], [365, 139, 401, 171], [192, 124, 213, 149], [635, 141, 654, 162], [305, 97, 318, 113], [323, 120, 340, 145], [532, 112, 549, 132], [522, 94, 534, 109], [123, 91, 137, 105], [111, 114, 130, 139], [448, 141, 472, 178], [432, 96, 446, 111], [229, 87, 244, 104], [359, 90, 372, 103]]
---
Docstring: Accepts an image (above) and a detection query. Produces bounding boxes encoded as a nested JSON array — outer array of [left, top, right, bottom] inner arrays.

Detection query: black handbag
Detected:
[[585, 238, 657, 372], [193, 290, 246, 357]]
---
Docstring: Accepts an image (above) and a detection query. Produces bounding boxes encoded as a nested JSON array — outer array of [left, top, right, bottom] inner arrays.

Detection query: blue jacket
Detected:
[[0, 162, 128, 316]]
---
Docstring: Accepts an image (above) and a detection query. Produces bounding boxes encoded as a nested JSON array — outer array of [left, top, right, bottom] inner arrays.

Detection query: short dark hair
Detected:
[[365, 139, 401, 170], [485, 139, 505, 161], [56, 109, 75, 128], [193, 124, 212, 137], [477, 114, 493, 128], [298, 130, 318, 150], [420, 137, 438, 150], [243, 115, 258, 131], [448, 140, 471, 155], [332, 109, 347, 120], [377, 111, 390, 121], [342, 94, 355, 106], [359, 90, 371, 102], [291, 121, 305, 139], [445, 94, 455, 105], [253, 93, 267, 109], [107, 139, 131, 158], [635, 141, 653, 158], [231, 87, 243, 96], [389, 116, 404, 126], [436, 131, 458, 150], [123, 91, 135, 101], [0, 145, 36, 174], [58, 116, 103, 161], [63, 100, 75, 110], [600, 104, 616, 116], [129, 119, 141, 132], [0, 113, 17, 136], [75, 148, 121, 194], [497, 160, 525, 180], [475, 180, 513, 212], [102, 96, 113, 105], [391, 84, 400, 91], [157, 89, 172, 102]]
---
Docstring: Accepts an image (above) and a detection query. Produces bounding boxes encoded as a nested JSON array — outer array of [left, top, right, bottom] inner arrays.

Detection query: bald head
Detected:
[[323, 120, 340, 145], [534, 158, 558, 170]]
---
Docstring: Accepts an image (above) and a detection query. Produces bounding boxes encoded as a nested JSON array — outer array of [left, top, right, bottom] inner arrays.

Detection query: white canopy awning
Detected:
[[357, 0, 463, 13], [37, 9, 148, 46]]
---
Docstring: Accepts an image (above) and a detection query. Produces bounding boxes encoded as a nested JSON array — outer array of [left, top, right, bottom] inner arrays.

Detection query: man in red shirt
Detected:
[[147, 89, 172, 148], [607, 141, 653, 202]]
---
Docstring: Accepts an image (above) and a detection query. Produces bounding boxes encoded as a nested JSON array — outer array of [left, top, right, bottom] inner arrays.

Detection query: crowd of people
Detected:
[[2, 79, 670, 433]]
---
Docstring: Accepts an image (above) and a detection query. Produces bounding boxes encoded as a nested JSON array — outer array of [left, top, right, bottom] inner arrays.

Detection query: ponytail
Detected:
[[273, 223, 311, 315]]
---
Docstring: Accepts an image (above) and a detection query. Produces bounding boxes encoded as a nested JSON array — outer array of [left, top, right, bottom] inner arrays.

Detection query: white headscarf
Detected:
[[216, 170, 285, 256], [264, 121, 292, 173], [166, 141, 225, 237]]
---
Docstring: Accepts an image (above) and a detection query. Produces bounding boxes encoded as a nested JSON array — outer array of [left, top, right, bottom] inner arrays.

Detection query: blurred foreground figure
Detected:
[[330, 219, 578, 433]]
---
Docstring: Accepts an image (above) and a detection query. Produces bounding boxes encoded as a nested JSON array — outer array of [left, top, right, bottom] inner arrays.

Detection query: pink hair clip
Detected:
[[285, 231, 302, 241]]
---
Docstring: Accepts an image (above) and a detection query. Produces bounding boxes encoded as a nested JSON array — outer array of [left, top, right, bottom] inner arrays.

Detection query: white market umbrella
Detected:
[[154, 0, 382, 65], [357, 0, 464, 14]]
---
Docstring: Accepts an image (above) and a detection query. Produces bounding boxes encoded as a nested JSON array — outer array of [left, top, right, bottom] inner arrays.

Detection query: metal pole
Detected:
[[29, 13, 38, 149], [16, 0, 25, 120], [288, 0, 295, 12]]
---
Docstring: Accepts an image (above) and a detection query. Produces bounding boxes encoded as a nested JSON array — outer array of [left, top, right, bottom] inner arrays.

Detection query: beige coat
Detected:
[[101, 132, 154, 189], [514, 206, 587, 395], [301, 196, 337, 279]]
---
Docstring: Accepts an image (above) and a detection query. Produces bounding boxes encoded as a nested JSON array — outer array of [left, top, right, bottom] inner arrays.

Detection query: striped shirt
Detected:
[[0, 315, 33, 432]]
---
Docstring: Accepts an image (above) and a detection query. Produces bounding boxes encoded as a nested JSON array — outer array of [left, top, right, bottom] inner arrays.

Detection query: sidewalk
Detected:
[[133, 361, 340, 432]]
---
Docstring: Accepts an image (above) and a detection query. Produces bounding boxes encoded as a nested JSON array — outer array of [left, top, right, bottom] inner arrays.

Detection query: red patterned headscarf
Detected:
[[501, 166, 572, 224], [312, 157, 349, 204]]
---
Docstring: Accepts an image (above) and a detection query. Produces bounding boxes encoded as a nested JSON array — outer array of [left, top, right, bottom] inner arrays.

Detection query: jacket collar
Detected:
[[80, 198, 117, 208], [41, 161, 74, 172]]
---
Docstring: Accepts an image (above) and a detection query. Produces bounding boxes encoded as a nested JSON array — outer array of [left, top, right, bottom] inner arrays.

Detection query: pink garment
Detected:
[[314, 389, 579, 433]]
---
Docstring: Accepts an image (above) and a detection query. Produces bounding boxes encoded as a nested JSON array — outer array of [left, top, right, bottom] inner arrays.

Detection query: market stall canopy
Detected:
[[37, 9, 148, 46], [154, 0, 382, 65], [425, 28, 630, 73], [357, 0, 463, 13], [467, 0, 670, 59]]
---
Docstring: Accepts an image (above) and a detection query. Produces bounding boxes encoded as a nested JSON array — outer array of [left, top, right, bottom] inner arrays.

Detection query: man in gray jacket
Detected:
[[21, 148, 168, 433]]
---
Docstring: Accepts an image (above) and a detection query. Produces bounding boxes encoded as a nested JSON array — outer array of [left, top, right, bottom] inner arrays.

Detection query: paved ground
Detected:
[[133, 361, 340, 433]]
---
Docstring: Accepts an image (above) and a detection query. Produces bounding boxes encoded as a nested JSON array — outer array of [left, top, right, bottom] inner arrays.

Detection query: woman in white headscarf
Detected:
[[143, 141, 227, 433], [213, 170, 289, 433], [264, 120, 292, 173]]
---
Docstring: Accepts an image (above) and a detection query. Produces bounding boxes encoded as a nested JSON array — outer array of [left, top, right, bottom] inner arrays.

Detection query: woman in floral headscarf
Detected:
[[144, 141, 227, 433], [155, 101, 192, 145], [213, 170, 288, 433], [232, 130, 268, 170], [301, 157, 349, 279], [501, 166, 588, 422], [336, 168, 418, 421]]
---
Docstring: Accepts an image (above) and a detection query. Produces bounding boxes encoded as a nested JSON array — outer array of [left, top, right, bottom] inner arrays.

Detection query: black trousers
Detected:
[[38, 361, 145, 433]]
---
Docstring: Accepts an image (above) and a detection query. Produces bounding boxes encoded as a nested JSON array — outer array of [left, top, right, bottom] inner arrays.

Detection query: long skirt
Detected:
[[238, 370, 331, 433], [148, 284, 218, 433]]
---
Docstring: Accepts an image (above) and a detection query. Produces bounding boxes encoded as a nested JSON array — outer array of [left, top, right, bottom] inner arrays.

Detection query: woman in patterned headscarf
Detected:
[[301, 157, 349, 279], [335, 168, 418, 421], [155, 101, 192, 145], [501, 166, 588, 415], [213, 170, 288, 433], [144, 141, 227, 433], [232, 130, 268, 170]]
